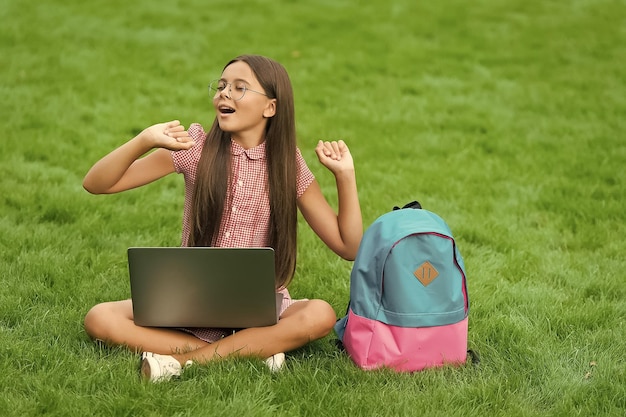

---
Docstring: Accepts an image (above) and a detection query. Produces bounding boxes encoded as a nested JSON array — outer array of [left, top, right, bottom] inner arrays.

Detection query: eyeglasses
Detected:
[[208, 79, 269, 101]]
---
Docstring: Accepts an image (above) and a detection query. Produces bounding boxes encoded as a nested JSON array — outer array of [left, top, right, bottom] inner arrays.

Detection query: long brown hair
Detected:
[[187, 55, 298, 289]]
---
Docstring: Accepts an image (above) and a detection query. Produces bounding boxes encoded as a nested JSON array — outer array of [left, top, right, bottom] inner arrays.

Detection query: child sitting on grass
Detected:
[[82, 54, 362, 382]]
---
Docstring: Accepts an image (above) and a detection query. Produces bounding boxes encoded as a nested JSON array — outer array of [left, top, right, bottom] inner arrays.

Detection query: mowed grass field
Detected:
[[1, 0, 624, 416]]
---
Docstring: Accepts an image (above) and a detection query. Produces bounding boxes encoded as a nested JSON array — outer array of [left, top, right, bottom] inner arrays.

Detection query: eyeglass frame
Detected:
[[208, 79, 269, 101]]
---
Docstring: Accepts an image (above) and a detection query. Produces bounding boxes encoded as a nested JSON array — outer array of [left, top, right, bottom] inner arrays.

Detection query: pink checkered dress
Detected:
[[170, 123, 315, 342]]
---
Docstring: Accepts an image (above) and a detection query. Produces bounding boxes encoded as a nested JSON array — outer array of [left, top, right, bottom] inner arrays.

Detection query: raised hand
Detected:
[[142, 120, 195, 151], [315, 140, 355, 174]]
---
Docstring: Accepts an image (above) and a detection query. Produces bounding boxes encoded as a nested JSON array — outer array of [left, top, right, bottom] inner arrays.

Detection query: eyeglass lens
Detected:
[[209, 80, 247, 101]]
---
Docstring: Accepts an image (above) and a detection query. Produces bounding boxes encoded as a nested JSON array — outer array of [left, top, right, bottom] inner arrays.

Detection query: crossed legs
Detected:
[[83, 298, 337, 366]]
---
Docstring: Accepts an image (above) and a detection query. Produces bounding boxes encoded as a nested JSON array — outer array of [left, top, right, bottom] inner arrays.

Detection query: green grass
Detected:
[[1, 0, 625, 415]]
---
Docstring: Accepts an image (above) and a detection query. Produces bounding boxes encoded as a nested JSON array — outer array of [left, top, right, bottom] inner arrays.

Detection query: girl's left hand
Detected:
[[315, 140, 354, 174]]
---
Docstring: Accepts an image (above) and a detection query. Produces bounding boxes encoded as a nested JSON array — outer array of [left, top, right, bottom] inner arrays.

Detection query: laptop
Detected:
[[127, 247, 283, 328]]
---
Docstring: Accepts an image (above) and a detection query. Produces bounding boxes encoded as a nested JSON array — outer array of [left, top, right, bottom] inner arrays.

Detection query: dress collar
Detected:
[[230, 140, 266, 160]]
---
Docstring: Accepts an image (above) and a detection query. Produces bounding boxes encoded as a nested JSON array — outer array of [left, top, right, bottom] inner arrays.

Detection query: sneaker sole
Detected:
[[140, 356, 156, 381]]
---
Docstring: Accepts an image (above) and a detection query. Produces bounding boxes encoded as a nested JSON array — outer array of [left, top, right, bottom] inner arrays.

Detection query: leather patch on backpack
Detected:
[[414, 261, 439, 286]]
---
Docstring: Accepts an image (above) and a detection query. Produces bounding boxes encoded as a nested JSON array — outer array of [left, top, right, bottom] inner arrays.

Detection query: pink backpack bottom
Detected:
[[342, 310, 469, 372]]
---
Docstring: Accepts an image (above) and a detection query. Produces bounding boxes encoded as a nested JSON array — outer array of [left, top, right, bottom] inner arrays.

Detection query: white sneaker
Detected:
[[264, 352, 285, 372], [141, 352, 193, 382]]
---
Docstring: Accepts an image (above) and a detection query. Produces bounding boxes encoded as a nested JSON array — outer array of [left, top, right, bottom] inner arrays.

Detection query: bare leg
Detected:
[[84, 298, 337, 363], [84, 299, 210, 353], [171, 299, 337, 365]]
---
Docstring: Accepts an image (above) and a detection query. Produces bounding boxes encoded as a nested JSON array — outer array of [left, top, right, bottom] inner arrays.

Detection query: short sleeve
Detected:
[[296, 148, 315, 198], [171, 123, 206, 175]]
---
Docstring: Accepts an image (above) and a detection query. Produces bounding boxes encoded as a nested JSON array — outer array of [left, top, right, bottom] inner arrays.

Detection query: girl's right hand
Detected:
[[142, 120, 195, 151]]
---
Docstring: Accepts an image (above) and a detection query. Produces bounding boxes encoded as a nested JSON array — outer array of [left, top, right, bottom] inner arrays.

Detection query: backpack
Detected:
[[334, 201, 469, 372]]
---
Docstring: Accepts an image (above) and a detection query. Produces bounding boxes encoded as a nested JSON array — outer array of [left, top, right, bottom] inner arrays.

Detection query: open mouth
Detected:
[[219, 105, 235, 114]]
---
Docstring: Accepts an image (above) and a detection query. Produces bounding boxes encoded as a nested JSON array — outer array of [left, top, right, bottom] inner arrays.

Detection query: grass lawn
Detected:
[[1, 0, 624, 416]]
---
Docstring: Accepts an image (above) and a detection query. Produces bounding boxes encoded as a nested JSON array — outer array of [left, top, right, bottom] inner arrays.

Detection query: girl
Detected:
[[82, 55, 362, 382]]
